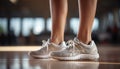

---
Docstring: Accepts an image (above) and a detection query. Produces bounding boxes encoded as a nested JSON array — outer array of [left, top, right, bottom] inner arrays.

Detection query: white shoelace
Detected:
[[66, 40, 76, 54], [42, 40, 49, 53]]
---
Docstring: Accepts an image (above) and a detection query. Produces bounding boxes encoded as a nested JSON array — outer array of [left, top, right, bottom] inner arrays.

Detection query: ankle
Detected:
[[77, 36, 91, 45], [77, 30, 92, 45], [50, 38, 64, 45]]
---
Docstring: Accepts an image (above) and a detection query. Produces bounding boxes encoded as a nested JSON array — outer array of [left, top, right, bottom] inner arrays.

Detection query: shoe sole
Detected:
[[28, 52, 50, 59], [28, 52, 51, 59], [31, 54, 51, 59], [52, 54, 99, 61]]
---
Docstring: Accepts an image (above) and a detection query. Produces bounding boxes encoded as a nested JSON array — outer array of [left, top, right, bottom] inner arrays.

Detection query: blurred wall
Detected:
[[0, 0, 120, 45]]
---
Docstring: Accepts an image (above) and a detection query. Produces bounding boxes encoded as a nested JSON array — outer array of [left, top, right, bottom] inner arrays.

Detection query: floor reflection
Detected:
[[0, 46, 120, 69], [29, 59, 99, 69]]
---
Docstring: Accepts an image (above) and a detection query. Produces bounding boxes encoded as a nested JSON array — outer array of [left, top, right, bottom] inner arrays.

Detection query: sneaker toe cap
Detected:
[[29, 51, 36, 56]]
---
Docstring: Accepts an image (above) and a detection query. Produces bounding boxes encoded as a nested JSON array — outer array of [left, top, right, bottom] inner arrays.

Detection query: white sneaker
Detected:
[[29, 39, 66, 59], [51, 38, 99, 61]]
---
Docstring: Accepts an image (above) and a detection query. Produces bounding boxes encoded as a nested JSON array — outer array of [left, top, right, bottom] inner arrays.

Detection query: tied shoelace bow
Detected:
[[42, 40, 49, 53], [66, 40, 76, 54]]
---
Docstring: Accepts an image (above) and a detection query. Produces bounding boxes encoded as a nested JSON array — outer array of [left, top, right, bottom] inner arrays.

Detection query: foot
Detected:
[[51, 37, 99, 61], [28, 39, 66, 59]]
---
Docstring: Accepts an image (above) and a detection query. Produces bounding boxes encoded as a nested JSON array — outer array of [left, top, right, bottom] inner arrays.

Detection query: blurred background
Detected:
[[0, 0, 120, 46]]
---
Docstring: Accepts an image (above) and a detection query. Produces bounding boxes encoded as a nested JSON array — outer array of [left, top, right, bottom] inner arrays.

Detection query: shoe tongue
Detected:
[[47, 39, 50, 43], [59, 41, 66, 47], [74, 37, 80, 43]]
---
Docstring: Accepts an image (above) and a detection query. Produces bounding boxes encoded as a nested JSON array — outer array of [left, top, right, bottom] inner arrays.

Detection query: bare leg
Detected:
[[49, 0, 68, 44], [77, 0, 97, 44]]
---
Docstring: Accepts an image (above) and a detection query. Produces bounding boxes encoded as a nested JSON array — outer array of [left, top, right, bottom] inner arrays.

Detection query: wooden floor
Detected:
[[0, 46, 120, 69]]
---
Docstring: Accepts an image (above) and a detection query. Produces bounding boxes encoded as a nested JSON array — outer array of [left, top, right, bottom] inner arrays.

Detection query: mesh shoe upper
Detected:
[[51, 38, 99, 57], [29, 39, 66, 57]]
